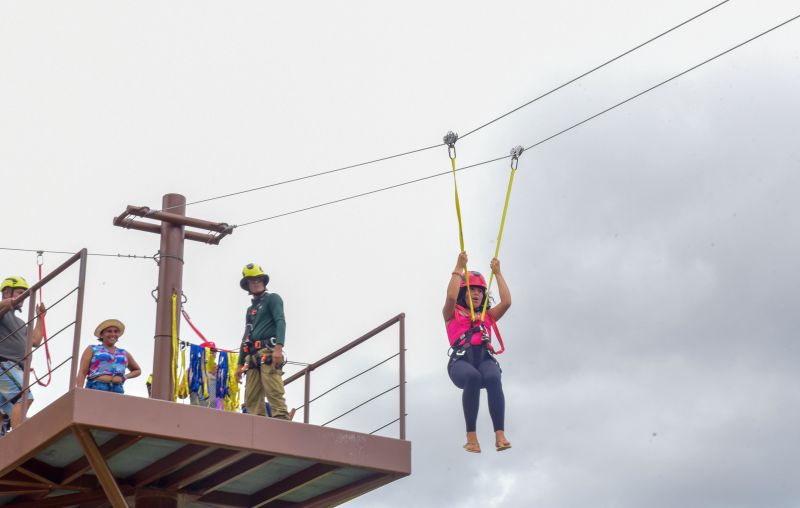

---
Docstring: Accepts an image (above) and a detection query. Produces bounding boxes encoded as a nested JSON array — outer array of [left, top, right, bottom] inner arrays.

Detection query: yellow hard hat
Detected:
[[240, 263, 269, 290], [1, 276, 29, 292]]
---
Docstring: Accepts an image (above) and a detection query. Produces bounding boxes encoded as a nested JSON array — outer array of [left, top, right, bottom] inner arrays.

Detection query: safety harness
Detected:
[[241, 295, 285, 369], [447, 305, 506, 366]]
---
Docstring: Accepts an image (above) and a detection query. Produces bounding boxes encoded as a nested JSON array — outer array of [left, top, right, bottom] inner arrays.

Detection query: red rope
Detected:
[[31, 256, 53, 387], [180, 309, 236, 353]]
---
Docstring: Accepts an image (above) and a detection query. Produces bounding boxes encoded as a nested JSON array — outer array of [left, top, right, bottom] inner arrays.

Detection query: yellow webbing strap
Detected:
[[202, 347, 216, 399], [225, 352, 241, 412], [480, 148, 523, 322], [171, 293, 179, 401], [176, 345, 189, 400], [449, 150, 476, 322]]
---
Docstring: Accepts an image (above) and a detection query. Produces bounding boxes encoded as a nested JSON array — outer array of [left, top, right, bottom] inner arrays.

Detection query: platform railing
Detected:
[[284, 313, 406, 439], [0, 249, 88, 424]]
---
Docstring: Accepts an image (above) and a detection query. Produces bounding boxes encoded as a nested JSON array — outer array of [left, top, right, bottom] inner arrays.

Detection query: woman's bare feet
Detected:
[[463, 431, 481, 453], [495, 430, 511, 451]]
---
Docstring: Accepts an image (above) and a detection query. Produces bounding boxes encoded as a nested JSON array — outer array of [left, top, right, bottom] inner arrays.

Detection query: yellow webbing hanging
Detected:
[[444, 131, 476, 322], [225, 352, 241, 412], [202, 347, 216, 399], [176, 344, 189, 400], [480, 146, 524, 322], [171, 293, 179, 401]]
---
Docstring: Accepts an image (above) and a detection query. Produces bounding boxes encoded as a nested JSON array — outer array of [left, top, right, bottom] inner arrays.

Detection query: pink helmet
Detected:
[[459, 271, 487, 289]]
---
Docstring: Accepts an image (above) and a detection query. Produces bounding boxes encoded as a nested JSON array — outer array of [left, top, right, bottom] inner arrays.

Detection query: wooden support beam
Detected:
[[0, 485, 50, 496], [302, 473, 394, 508], [62, 434, 143, 485], [72, 426, 129, 508], [0, 470, 49, 488], [186, 453, 276, 495], [192, 491, 251, 507], [16, 459, 60, 486], [127, 444, 210, 488], [248, 463, 339, 508], [159, 449, 248, 490], [3, 485, 134, 508]]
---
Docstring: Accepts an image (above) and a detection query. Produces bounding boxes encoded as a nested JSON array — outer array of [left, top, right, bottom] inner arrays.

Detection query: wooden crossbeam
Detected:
[[186, 453, 276, 496], [61, 434, 142, 485], [249, 463, 339, 508], [127, 444, 210, 488], [159, 449, 249, 490]]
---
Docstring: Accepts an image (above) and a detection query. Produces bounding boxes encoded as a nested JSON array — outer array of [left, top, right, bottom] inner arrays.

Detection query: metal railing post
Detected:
[[304, 370, 311, 424], [399, 313, 406, 440], [19, 290, 37, 423], [70, 249, 88, 389]]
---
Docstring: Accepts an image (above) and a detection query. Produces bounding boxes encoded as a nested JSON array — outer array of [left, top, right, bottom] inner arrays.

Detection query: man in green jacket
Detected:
[[235, 263, 290, 419]]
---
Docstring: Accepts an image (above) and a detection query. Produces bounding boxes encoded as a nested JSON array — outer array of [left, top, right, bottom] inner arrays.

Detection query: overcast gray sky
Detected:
[[2, 1, 799, 507]]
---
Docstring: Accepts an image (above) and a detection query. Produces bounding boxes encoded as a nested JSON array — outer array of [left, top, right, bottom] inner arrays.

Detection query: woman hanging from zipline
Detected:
[[443, 251, 512, 453]]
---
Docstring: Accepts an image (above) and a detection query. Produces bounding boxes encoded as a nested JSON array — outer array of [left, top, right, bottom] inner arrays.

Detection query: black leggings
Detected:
[[448, 353, 505, 432]]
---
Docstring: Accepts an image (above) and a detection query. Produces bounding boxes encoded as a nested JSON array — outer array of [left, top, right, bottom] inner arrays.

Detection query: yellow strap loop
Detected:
[[480, 159, 519, 322], [176, 344, 189, 400], [225, 352, 241, 412], [171, 293, 179, 401], [449, 154, 476, 322]]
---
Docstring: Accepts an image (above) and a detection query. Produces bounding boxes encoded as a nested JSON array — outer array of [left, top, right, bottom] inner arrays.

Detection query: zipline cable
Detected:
[[232, 12, 800, 228], [522, 12, 800, 153], [458, 0, 731, 140], [0, 247, 154, 260], [155, 1, 731, 214], [235, 156, 508, 227]]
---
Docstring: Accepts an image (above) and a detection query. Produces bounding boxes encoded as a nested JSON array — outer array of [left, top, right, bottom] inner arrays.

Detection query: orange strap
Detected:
[[31, 253, 52, 387]]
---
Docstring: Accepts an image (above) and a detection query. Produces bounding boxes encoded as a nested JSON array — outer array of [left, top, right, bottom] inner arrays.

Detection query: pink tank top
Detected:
[[445, 305, 495, 347]]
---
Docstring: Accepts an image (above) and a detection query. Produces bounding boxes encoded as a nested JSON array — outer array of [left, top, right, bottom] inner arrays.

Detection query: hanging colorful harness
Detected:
[[444, 133, 523, 357], [171, 300, 241, 411]]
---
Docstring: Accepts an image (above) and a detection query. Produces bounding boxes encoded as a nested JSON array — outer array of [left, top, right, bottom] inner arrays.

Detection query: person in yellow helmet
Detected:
[[0, 276, 46, 434], [235, 263, 291, 419]]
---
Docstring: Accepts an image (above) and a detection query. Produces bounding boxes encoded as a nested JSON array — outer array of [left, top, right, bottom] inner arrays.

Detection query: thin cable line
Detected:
[[524, 12, 800, 152], [233, 13, 799, 228], [155, 2, 730, 214], [321, 385, 400, 427], [459, 0, 731, 139], [0, 247, 154, 260], [369, 417, 401, 435], [7, 356, 72, 406], [294, 353, 400, 410], [0, 287, 79, 348], [234, 156, 508, 228], [156, 143, 442, 213]]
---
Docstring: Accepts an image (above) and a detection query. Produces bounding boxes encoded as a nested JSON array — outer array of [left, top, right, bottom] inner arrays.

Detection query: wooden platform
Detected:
[[0, 389, 411, 507]]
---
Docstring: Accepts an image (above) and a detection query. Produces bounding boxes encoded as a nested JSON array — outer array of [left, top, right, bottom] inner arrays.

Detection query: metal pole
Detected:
[[19, 291, 37, 423], [70, 249, 88, 389], [399, 313, 406, 440], [151, 194, 186, 401], [304, 371, 311, 424]]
